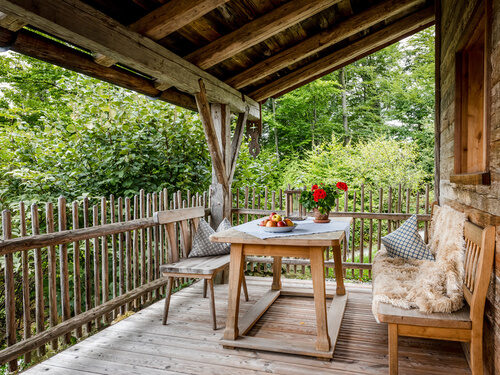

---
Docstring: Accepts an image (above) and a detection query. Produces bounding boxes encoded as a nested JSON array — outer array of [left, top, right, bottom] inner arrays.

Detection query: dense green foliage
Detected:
[[1, 27, 435, 209], [0, 56, 211, 209]]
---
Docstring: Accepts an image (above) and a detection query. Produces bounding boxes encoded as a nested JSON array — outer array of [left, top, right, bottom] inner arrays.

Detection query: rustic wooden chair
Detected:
[[154, 207, 248, 330], [374, 204, 495, 375]]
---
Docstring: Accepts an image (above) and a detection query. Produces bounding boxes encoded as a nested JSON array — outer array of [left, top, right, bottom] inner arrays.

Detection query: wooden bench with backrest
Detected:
[[154, 207, 248, 330], [374, 204, 495, 375], [377, 206, 495, 375]]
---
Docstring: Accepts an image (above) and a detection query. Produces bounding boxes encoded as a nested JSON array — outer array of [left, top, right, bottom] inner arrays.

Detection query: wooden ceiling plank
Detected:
[[0, 0, 260, 120], [184, 0, 341, 70], [0, 26, 198, 110], [249, 6, 435, 102], [129, 0, 230, 40], [274, 20, 433, 98], [226, 0, 422, 90]]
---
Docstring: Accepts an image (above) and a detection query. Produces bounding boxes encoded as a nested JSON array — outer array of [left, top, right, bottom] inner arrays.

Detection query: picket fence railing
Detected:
[[0, 189, 208, 371]]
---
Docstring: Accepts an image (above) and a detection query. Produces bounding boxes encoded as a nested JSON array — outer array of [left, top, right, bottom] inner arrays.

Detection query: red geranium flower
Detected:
[[336, 182, 348, 191], [313, 188, 327, 202], [311, 184, 319, 191]]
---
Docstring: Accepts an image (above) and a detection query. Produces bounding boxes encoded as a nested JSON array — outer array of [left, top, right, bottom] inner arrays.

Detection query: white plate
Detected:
[[258, 224, 296, 233]]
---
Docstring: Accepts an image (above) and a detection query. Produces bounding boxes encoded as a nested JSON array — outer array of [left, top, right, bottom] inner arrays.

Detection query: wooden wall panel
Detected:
[[439, 0, 500, 373]]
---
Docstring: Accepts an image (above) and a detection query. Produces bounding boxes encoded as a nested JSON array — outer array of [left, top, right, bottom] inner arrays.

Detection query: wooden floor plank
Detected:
[[24, 277, 470, 375]]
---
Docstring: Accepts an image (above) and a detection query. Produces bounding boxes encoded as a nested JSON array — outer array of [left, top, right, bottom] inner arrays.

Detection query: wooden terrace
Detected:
[[22, 277, 471, 375]]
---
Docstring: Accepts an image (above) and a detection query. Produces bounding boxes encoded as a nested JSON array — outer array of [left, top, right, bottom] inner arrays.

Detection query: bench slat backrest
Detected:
[[464, 223, 495, 322], [154, 207, 205, 260], [430, 204, 495, 323]]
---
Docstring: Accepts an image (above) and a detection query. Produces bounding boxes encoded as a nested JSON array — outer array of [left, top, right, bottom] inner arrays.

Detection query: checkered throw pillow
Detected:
[[381, 215, 434, 260], [188, 218, 231, 257]]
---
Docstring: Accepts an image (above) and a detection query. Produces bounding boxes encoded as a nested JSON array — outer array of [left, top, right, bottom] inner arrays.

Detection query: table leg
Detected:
[[272, 256, 282, 290], [332, 243, 345, 296], [223, 244, 245, 340], [310, 247, 331, 352]]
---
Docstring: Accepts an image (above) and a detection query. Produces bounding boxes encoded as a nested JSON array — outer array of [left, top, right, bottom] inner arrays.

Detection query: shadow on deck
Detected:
[[23, 277, 470, 374]]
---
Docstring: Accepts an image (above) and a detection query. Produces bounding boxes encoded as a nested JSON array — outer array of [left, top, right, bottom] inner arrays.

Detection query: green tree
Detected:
[[0, 52, 211, 209]]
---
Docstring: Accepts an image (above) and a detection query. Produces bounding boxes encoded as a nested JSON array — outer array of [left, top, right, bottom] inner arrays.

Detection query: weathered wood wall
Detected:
[[438, 0, 500, 373]]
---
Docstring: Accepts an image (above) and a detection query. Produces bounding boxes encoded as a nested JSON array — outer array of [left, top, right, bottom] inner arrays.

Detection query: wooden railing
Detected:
[[0, 183, 433, 370], [0, 189, 208, 371], [232, 184, 433, 278]]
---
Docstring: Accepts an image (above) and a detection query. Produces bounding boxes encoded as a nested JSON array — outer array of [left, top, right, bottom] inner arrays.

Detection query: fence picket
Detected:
[[3, 210, 18, 372], [83, 198, 92, 333], [58, 197, 72, 343], [46, 203, 59, 348], [19, 202, 32, 362], [31, 204, 46, 356], [92, 205, 101, 328], [72, 201, 82, 338]]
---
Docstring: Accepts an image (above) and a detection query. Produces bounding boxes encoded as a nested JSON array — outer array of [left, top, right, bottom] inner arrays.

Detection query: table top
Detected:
[[210, 217, 352, 247]]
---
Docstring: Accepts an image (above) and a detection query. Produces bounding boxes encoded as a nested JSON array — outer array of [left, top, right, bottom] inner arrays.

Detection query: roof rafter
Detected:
[[129, 0, 230, 41], [184, 0, 341, 70], [249, 6, 435, 102], [0, 26, 198, 111], [0, 0, 259, 119], [226, 0, 422, 90]]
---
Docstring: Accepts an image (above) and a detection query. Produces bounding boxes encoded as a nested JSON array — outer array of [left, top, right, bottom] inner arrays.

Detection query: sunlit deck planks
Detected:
[[24, 277, 471, 375]]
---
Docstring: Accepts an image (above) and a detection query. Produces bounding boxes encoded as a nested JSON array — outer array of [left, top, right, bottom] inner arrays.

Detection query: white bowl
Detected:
[[258, 224, 296, 233]]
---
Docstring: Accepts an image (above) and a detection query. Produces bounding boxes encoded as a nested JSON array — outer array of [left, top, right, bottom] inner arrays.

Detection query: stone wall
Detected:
[[439, 0, 500, 373]]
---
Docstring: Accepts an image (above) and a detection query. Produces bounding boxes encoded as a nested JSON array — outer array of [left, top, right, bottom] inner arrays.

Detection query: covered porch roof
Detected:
[[0, 0, 434, 120]]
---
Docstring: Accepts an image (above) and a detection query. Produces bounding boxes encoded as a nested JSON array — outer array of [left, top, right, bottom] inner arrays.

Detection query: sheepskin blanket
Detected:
[[372, 205, 466, 317]]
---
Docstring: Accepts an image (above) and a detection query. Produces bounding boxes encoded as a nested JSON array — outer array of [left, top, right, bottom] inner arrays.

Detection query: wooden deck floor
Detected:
[[24, 277, 471, 375]]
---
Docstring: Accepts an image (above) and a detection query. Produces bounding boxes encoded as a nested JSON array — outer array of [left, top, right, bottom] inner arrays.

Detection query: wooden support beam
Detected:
[[229, 110, 248, 184], [0, 27, 198, 111], [129, 0, 230, 40], [0, 11, 24, 31], [184, 0, 340, 70], [226, 0, 421, 89], [92, 52, 117, 67], [249, 7, 435, 102], [0, 0, 260, 120], [195, 79, 228, 191], [153, 79, 172, 92]]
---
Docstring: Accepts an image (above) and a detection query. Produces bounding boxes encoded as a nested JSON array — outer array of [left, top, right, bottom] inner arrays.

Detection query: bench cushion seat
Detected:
[[160, 254, 230, 275], [376, 302, 471, 329]]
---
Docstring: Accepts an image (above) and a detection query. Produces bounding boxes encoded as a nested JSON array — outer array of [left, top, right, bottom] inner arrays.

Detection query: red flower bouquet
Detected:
[[299, 182, 348, 221]]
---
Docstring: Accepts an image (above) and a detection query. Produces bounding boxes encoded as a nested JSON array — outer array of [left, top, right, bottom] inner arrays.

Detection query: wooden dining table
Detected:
[[210, 217, 352, 359]]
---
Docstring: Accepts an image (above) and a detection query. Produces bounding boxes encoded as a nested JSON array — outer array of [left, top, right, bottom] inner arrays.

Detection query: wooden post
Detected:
[[209, 103, 232, 228], [195, 79, 250, 229]]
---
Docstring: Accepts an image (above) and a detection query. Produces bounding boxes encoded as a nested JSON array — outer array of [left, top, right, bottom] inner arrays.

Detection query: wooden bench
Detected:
[[374, 205, 495, 375], [154, 207, 248, 330]]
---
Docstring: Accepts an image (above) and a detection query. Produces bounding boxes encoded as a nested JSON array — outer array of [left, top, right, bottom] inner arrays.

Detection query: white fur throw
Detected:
[[372, 205, 466, 317]]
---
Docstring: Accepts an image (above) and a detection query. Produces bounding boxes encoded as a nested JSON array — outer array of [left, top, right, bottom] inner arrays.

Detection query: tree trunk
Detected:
[[340, 67, 350, 145], [272, 98, 280, 162], [312, 98, 316, 147]]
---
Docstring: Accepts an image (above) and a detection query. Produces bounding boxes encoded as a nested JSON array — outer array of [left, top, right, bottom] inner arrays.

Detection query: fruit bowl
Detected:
[[257, 214, 295, 233], [260, 224, 296, 233]]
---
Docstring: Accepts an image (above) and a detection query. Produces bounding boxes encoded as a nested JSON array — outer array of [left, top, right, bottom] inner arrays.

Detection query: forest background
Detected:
[[0, 27, 435, 210]]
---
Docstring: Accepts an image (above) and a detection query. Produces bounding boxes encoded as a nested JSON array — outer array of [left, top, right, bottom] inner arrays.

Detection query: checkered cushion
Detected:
[[381, 215, 434, 260], [188, 218, 231, 257]]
